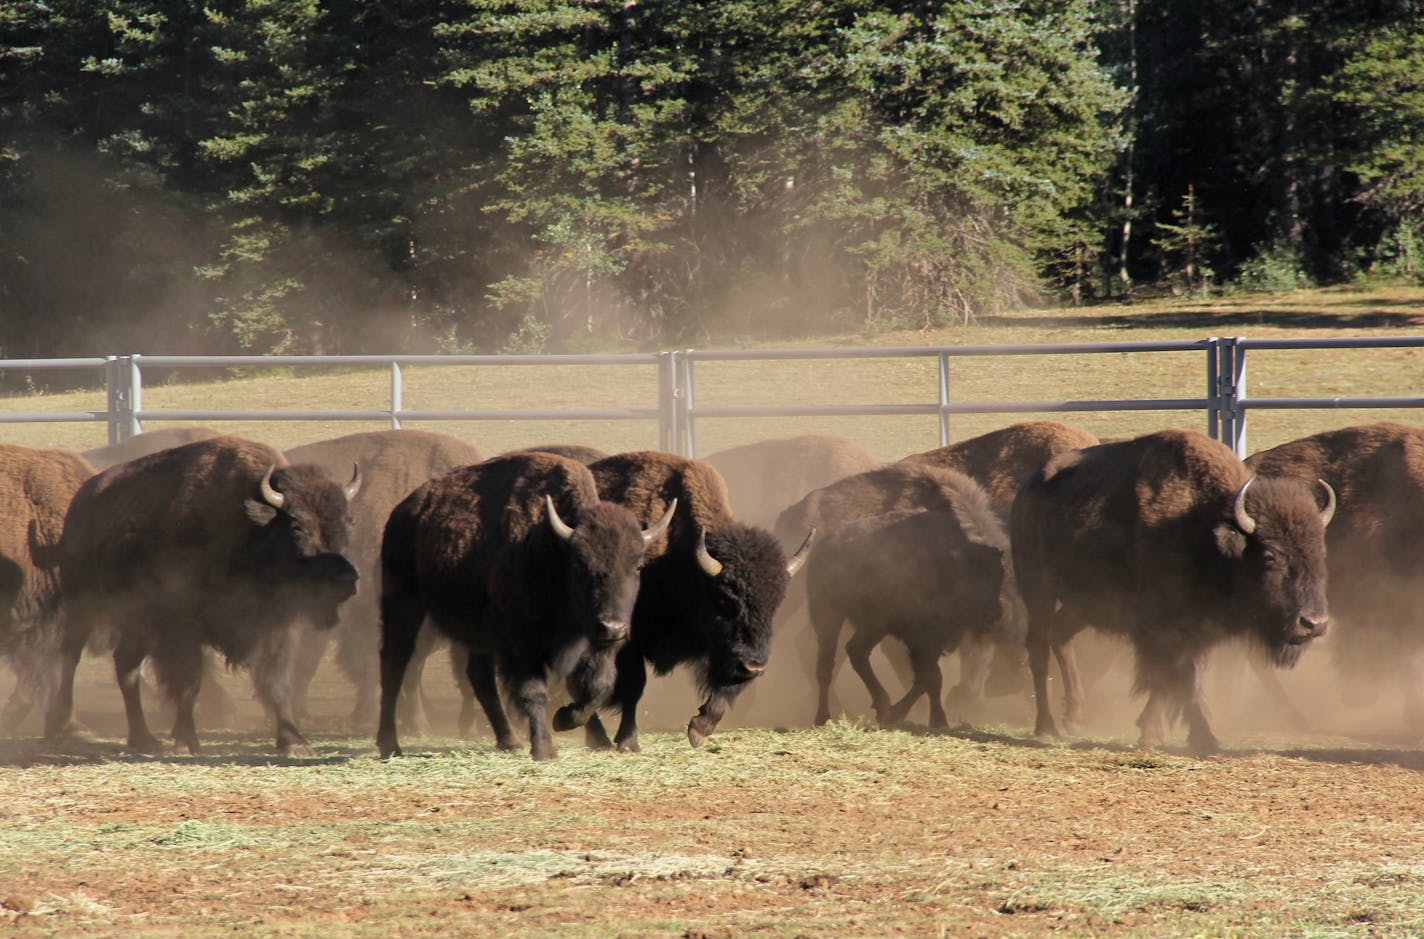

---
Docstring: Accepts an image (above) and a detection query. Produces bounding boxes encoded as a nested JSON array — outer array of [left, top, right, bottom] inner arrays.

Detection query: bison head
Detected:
[[243, 463, 360, 628], [1215, 475, 1333, 666], [545, 495, 675, 649], [689, 524, 812, 690]]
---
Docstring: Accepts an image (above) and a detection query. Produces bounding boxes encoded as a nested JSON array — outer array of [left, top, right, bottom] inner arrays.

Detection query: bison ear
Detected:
[[244, 498, 279, 527], [1213, 522, 1246, 559]]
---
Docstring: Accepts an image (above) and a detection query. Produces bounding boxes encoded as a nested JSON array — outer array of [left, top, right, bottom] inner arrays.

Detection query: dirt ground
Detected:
[[2, 627, 1423, 937]]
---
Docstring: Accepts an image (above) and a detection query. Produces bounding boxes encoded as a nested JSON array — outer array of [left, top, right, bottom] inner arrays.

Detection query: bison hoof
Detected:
[[1187, 731, 1221, 758], [494, 736, 522, 752], [281, 741, 316, 758], [551, 705, 582, 732], [616, 737, 641, 754], [687, 718, 714, 748], [128, 733, 166, 755], [530, 744, 557, 762]]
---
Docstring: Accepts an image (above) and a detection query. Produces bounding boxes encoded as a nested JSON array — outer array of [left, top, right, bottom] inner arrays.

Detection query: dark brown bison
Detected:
[[808, 503, 1010, 730], [774, 462, 1028, 712], [81, 426, 220, 471], [503, 444, 609, 465], [1246, 421, 1424, 729], [285, 429, 482, 728], [376, 452, 673, 762], [705, 435, 881, 530], [1011, 429, 1334, 754], [897, 421, 1100, 517], [50, 435, 361, 755], [577, 452, 813, 751], [0, 445, 94, 732]]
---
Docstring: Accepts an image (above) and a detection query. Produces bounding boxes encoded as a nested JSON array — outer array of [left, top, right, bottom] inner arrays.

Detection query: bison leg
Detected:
[[1027, 628, 1059, 742], [43, 613, 90, 741], [289, 623, 330, 724], [251, 627, 313, 757], [845, 630, 893, 723], [465, 651, 519, 752], [153, 642, 205, 755], [608, 643, 648, 753], [946, 636, 995, 717], [507, 668, 555, 762], [808, 589, 843, 727], [688, 683, 746, 747], [582, 714, 615, 750], [1053, 636, 1087, 735], [889, 644, 946, 729], [114, 632, 164, 755], [376, 587, 425, 759]]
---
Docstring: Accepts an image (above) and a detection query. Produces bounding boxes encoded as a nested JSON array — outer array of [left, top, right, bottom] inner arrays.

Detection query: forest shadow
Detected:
[[0, 732, 370, 768], [990, 306, 1424, 332]]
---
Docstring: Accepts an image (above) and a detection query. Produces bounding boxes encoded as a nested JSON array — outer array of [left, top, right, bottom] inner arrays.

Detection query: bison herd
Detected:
[[0, 419, 1419, 760]]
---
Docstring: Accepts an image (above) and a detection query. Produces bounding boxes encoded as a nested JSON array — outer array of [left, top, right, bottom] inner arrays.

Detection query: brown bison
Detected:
[[808, 501, 1011, 730], [51, 435, 361, 755], [1011, 429, 1334, 754], [577, 452, 813, 750], [285, 429, 482, 728], [897, 421, 1100, 517], [705, 434, 881, 530], [774, 462, 1028, 712], [376, 452, 673, 761], [0, 445, 94, 732], [81, 426, 220, 471], [1246, 421, 1424, 729]]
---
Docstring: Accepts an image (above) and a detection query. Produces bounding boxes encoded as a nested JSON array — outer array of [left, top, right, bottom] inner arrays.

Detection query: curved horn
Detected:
[[344, 463, 362, 502], [1317, 478, 1336, 528], [642, 498, 678, 546], [259, 465, 286, 510], [1233, 475, 1257, 535], [694, 527, 723, 578], [785, 527, 816, 577], [545, 494, 575, 543]]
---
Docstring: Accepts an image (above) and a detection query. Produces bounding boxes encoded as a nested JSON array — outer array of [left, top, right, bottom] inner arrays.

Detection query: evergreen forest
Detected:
[[1, 1, 1421, 357]]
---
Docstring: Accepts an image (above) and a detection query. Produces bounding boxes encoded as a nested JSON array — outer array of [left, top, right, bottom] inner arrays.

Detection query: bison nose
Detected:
[[1299, 613, 1328, 638], [598, 620, 630, 644], [738, 659, 768, 677]]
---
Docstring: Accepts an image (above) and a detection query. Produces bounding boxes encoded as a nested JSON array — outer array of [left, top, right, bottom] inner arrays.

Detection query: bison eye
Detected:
[[1261, 549, 1280, 570]]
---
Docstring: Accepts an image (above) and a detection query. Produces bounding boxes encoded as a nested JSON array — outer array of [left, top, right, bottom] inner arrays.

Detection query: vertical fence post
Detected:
[[678, 351, 696, 457], [1216, 338, 1247, 458], [937, 351, 951, 447], [390, 360, 403, 429], [108, 355, 142, 442], [1206, 338, 1220, 443]]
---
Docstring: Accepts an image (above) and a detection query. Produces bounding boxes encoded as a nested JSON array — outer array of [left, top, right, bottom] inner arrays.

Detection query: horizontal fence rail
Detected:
[[0, 338, 1421, 456]]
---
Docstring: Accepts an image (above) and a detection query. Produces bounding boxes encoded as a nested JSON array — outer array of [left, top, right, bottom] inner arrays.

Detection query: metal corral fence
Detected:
[[2, 337, 1423, 457]]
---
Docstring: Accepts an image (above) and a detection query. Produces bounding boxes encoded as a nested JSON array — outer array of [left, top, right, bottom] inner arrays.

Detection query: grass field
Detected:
[[2, 282, 1424, 937]]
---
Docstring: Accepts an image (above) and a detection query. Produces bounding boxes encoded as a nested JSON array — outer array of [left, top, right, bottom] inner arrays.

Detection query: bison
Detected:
[[705, 434, 881, 531], [774, 462, 1028, 713], [1246, 421, 1424, 730], [50, 435, 361, 755], [376, 452, 674, 762], [0, 445, 94, 733], [1011, 429, 1334, 754], [575, 451, 813, 751], [808, 501, 1011, 730], [285, 429, 482, 729]]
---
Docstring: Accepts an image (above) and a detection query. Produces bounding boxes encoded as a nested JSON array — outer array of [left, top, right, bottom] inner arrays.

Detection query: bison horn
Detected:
[[259, 465, 286, 510], [642, 498, 678, 546], [546, 495, 576, 543], [1318, 479, 1336, 528], [1233, 476, 1257, 535], [695, 527, 724, 578], [344, 463, 362, 502], [785, 527, 816, 577]]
